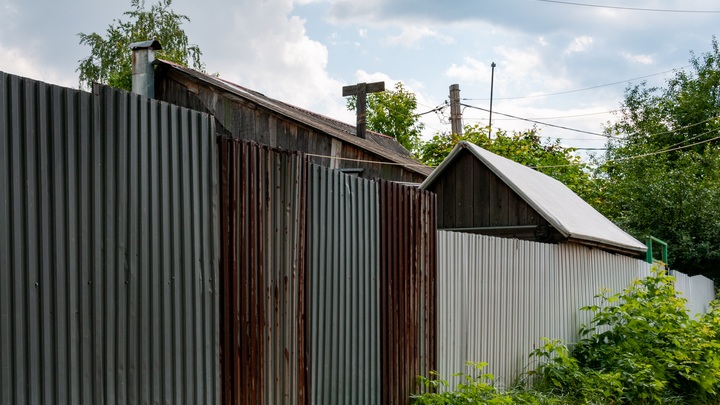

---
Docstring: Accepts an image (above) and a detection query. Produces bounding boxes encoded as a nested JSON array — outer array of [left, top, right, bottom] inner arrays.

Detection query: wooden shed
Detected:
[[153, 60, 431, 183], [420, 141, 646, 257]]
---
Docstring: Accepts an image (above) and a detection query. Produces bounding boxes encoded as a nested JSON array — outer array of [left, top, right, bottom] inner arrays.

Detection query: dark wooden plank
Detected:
[[469, 154, 496, 228], [295, 125, 308, 152], [433, 179, 445, 228], [268, 116, 278, 148], [487, 163, 500, 226], [455, 151, 474, 227], [496, 180, 511, 226], [342, 81, 385, 96], [443, 158, 457, 228], [240, 105, 257, 141], [255, 109, 269, 146]]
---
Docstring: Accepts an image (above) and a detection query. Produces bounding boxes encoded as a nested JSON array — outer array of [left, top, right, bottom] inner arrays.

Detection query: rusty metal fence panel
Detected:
[[378, 180, 437, 405], [218, 138, 307, 405], [307, 164, 380, 405], [0, 72, 219, 404]]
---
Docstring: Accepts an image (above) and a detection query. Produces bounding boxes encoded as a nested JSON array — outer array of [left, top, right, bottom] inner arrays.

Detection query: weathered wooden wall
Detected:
[[156, 67, 428, 184], [424, 149, 562, 241]]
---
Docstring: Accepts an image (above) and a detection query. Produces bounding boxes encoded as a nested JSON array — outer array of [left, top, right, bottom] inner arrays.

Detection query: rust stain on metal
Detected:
[[379, 180, 437, 405], [219, 138, 307, 405]]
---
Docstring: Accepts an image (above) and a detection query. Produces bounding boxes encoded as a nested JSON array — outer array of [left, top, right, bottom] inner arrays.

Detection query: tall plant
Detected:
[[77, 0, 204, 91], [532, 268, 720, 404]]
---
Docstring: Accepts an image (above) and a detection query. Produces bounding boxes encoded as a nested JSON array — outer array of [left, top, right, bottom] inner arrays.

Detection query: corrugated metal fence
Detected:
[[308, 164, 380, 404], [5, 71, 715, 405], [435, 230, 715, 387], [307, 167, 436, 405], [671, 270, 715, 316], [218, 138, 307, 405], [219, 152, 437, 404], [0, 73, 219, 404], [379, 180, 436, 405]]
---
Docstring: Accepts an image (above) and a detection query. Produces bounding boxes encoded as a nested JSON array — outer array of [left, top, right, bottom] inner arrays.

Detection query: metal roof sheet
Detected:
[[421, 141, 647, 254]]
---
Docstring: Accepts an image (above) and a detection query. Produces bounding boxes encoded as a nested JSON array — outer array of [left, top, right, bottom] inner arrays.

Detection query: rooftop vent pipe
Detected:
[[130, 39, 162, 98]]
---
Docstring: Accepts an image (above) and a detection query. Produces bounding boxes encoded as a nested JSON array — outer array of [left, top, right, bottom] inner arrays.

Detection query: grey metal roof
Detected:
[[156, 60, 432, 178], [421, 141, 647, 254]]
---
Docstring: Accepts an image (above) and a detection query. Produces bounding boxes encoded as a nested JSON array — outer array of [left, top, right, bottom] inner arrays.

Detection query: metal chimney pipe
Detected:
[[130, 39, 162, 98]]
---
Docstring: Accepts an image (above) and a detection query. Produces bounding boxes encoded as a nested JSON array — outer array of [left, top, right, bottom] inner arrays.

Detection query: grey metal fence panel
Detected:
[[436, 231, 653, 387], [308, 164, 380, 405], [0, 72, 219, 404], [672, 271, 716, 316], [262, 145, 307, 405]]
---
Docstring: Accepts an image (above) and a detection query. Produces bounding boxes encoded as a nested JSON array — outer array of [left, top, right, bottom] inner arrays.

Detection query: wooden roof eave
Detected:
[[157, 61, 432, 178]]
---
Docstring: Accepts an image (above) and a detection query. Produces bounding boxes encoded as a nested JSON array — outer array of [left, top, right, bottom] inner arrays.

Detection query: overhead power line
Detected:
[[533, 130, 720, 169], [416, 105, 446, 116], [465, 109, 616, 121], [460, 103, 610, 137], [532, 0, 720, 13], [464, 67, 687, 101]]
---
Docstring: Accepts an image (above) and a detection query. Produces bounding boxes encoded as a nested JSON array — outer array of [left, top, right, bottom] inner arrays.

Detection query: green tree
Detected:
[[599, 38, 720, 278], [346, 81, 425, 153], [419, 124, 599, 204], [77, 0, 204, 91]]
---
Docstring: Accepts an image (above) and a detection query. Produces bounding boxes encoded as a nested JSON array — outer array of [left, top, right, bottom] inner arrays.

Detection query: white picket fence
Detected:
[[436, 230, 716, 387]]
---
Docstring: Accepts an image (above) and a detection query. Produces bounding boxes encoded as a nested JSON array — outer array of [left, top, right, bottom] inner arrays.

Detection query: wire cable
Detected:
[[460, 103, 610, 137], [463, 67, 687, 101], [533, 132, 720, 169], [532, 0, 720, 13]]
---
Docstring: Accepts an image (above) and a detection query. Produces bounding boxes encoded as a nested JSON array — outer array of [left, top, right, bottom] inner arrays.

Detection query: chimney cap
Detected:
[[129, 39, 162, 51]]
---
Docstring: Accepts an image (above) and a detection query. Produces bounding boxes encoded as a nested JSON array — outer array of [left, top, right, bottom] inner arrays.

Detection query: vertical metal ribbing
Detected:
[[1, 73, 219, 404]]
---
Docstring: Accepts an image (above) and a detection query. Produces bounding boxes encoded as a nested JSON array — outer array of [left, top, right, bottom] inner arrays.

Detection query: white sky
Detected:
[[2, 0, 719, 154]]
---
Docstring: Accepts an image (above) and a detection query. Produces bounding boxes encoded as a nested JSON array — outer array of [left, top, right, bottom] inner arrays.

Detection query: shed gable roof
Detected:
[[420, 141, 647, 255], [156, 60, 432, 178]]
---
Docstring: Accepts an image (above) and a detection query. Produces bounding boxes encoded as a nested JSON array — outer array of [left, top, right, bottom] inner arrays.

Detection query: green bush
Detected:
[[414, 268, 720, 404], [412, 362, 560, 404], [532, 268, 720, 404]]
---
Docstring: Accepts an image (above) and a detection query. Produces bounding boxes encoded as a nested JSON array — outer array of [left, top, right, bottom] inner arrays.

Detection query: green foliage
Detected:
[[599, 38, 720, 278], [77, 0, 204, 91], [418, 124, 599, 204], [412, 362, 560, 405], [532, 268, 720, 404], [346, 81, 425, 153], [414, 270, 720, 404]]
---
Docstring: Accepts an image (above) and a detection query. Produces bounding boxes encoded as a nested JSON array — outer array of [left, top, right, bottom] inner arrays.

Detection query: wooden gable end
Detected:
[[426, 149, 562, 241], [155, 69, 426, 183]]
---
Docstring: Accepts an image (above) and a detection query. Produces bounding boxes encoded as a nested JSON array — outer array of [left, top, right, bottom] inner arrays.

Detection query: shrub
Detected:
[[532, 268, 720, 404], [412, 362, 564, 404], [414, 268, 720, 404]]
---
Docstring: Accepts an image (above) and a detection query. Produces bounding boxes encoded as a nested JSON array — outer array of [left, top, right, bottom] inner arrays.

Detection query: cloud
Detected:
[[0, 42, 75, 87], [0, 0, 18, 33], [622, 52, 654, 65], [565, 36, 594, 54], [185, 0, 351, 121], [445, 57, 488, 84], [385, 26, 454, 47]]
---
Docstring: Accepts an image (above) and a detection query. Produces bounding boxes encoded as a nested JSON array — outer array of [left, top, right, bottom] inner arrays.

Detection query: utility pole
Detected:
[[342, 81, 385, 138], [449, 84, 463, 135], [489, 62, 496, 138]]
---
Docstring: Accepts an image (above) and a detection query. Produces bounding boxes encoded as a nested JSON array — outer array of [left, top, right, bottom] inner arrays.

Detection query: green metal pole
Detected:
[[645, 236, 668, 264]]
